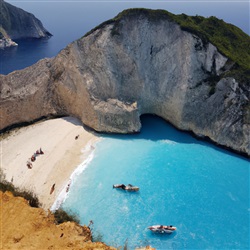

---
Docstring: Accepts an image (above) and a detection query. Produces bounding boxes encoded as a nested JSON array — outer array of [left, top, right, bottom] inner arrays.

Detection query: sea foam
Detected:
[[50, 139, 101, 211]]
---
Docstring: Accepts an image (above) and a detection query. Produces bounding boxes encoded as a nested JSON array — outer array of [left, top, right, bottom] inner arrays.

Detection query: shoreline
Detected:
[[50, 138, 101, 211], [1, 116, 100, 210]]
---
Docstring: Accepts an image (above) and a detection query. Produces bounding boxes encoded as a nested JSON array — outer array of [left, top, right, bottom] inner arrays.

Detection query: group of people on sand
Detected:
[[26, 148, 44, 169]]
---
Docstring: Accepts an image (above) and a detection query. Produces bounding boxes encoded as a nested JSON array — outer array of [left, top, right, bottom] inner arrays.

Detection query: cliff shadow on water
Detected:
[[101, 114, 249, 160], [101, 114, 200, 143]]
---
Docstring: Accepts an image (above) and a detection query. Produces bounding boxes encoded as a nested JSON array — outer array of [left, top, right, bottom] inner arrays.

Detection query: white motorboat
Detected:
[[148, 225, 176, 234], [113, 184, 139, 191]]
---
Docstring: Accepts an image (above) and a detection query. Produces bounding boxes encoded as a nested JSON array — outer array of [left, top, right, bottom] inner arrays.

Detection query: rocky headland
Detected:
[[0, 8, 249, 156], [0, 0, 52, 49]]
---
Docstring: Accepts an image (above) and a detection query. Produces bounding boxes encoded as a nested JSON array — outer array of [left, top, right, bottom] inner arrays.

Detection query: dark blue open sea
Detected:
[[1, 2, 249, 249], [1, 1, 249, 75]]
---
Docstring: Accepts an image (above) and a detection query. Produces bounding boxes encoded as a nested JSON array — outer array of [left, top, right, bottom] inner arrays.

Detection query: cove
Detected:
[[62, 115, 249, 249]]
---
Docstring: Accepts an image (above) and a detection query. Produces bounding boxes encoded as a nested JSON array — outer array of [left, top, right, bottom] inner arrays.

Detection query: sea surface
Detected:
[[62, 115, 249, 249], [1, 1, 249, 75], [2, 2, 249, 249]]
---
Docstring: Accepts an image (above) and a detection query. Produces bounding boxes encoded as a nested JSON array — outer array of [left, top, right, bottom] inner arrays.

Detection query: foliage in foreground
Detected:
[[0, 169, 41, 207], [0, 180, 41, 207], [53, 208, 80, 225], [0, 169, 80, 225]]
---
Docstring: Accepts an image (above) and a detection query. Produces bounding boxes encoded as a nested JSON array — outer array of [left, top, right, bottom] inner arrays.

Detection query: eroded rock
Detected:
[[0, 9, 249, 156]]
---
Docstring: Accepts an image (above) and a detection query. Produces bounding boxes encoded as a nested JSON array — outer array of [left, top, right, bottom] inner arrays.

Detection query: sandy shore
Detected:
[[0, 117, 99, 210]]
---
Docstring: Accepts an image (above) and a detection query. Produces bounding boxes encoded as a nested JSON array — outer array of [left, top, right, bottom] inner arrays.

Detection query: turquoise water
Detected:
[[62, 115, 249, 249]]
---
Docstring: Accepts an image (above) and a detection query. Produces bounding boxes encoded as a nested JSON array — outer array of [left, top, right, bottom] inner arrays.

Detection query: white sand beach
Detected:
[[0, 117, 99, 210]]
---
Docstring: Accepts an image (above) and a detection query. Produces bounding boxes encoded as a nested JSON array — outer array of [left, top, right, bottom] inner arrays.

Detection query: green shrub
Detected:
[[0, 177, 41, 208], [53, 208, 80, 224], [82, 8, 250, 82], [92, 231, 103, 243], [0, 169, 82, 225], [171, 13, 250, 73], [0, 168, 41, 207]]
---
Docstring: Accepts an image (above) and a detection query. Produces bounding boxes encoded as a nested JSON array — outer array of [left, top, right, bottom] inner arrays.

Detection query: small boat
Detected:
[[148, 225, 176, 234], [113, 184, 139, 191]]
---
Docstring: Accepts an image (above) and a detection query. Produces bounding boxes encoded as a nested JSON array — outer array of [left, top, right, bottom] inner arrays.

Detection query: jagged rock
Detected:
[[0, 37, 18, 48], [0, 9, 249, 156], [0, 0, 52, 49]]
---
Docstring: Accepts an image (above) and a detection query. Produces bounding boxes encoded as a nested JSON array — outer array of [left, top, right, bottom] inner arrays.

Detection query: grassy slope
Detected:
[[171, 13, 250, 82], [172, 13, 250, 70], [83, 8, 250, 81]]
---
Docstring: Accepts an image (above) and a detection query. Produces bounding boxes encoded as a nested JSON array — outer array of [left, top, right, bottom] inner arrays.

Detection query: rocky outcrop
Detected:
[[0, 9, 249, 156], [0, 36, 17, 48], [0, 0, 52, 48]]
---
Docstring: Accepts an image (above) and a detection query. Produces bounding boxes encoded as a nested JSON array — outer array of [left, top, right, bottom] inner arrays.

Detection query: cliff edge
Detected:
[[0, 0, 52, 48], [1, 191, 115, 250], [0, 9, 249, 156]]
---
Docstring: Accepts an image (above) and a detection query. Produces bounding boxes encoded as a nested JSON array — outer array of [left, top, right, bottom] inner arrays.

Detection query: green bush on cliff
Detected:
[[0, 170, 41, 208], [171, 13, 250, 72], [83, 8, 250, 81], [0, 169, 80, 224], [53, 208, 80, 224]]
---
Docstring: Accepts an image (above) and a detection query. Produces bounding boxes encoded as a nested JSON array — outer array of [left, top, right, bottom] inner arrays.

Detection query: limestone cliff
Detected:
[[0, 9, 249, 156], [0, 0, 52, 48]]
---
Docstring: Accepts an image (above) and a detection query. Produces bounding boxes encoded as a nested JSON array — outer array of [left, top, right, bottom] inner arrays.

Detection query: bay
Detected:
[[62, 115, 249, 249]]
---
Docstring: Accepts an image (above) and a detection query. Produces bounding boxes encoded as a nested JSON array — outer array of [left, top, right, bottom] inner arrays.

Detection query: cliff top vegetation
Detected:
[[84, 8, 250, 81]]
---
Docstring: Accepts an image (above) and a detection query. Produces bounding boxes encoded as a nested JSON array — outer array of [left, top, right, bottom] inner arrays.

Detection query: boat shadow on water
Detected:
[[148, 230, 177, 239], [113, 188, 140, 195]]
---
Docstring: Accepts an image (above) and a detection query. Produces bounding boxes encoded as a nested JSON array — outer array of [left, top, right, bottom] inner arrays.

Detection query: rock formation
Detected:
[[0, 9, 249, 156], [0, 33, 18, 48], [0, 0, 52, 48]]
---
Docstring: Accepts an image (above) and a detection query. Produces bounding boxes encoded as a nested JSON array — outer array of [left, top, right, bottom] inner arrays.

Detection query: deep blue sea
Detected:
[[1, 1, 249, 75], [61, 115, 249, 249], [1, 2, 249, 249]]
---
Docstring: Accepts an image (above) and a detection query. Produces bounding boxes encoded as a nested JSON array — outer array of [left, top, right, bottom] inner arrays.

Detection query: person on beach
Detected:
[[50, 183, 55, 195], [27, 161, 33, 169], [39, 148, 44, 154], [88, 220, 93, 228], [31, 154, 36, 162], [66, 181, 71, 192]]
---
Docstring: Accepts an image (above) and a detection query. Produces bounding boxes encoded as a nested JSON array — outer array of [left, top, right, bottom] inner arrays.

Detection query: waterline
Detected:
[[61, 116, 249, 249], [51, 139, 101, 211]]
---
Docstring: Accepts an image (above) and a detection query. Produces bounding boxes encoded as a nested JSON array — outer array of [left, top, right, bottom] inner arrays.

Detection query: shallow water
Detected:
[[62, 115, 249, 249]]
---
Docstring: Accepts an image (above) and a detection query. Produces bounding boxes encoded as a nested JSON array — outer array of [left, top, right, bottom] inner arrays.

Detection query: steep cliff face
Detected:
[[0, 0, 52, 48], [0, 9, 249, 155]]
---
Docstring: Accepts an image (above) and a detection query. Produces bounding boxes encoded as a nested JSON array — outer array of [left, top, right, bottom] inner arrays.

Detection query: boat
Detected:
[[148, 225, 176, 234], [113, 184, 139, 191]]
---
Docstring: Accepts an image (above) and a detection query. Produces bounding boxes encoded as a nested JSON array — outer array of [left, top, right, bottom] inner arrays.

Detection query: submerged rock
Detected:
[[0, 8, 249, 156]]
